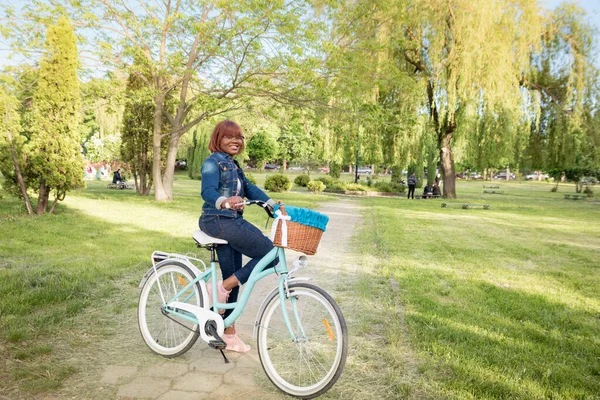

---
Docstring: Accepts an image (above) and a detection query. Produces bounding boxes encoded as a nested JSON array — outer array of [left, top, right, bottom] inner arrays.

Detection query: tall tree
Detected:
[[27, 16, 83, 214], [0, 75, 34, 214], [4, 1, 330, 201], [276, 109, 316, 169], [121, 71, 158, 195], [246, 129, 278, 170], [398, 0, 544, 197], [187, 126, 210, 181], [330, 0, 597, 197], [523, 3, 598, 173]]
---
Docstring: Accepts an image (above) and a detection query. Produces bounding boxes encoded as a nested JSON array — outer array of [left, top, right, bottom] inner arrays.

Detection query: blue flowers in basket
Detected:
[[273, 204, 329, 231]]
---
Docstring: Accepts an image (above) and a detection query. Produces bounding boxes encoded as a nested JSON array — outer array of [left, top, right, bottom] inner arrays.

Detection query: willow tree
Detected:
[[523, 3, 598, 173], [27, 16, 83, 214], [395, 0, 545, 197]]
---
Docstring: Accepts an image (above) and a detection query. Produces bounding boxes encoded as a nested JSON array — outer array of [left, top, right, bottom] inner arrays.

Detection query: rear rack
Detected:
[[151, 251, 207, 272]]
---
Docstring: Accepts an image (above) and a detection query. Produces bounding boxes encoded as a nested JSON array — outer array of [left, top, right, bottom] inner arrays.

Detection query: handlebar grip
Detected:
[[234, 200, 276, 219]]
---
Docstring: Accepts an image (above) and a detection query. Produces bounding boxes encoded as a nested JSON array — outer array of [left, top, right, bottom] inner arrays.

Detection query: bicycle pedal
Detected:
[[208, 339, 227, 350]]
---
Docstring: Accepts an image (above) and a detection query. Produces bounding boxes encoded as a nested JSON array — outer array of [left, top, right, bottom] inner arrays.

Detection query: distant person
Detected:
[[112, 168, 122, 184], [432, 182, 441, 197], [407, 172, 417, 199], [423, 183, 433, 198]]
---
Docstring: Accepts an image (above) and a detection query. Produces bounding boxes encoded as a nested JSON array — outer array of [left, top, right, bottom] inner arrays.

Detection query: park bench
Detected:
[[483, 189, 504, 194], [107, 181, 134, 190], [483, 185, 500, 189], [442, 203, 490, 210], [564, 194, 588, 200], [415, 194, 441, 199]]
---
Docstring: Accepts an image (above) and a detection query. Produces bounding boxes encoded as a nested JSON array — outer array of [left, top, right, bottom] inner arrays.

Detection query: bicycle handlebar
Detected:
[[235, 200, 276, 219]]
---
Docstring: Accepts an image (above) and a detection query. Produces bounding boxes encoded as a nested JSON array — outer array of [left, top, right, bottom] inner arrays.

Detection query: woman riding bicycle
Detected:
[[199, 120, 279, 353]]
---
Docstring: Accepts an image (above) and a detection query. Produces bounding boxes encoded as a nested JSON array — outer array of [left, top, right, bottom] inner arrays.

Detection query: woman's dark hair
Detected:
[[208, 120, 245, 153]]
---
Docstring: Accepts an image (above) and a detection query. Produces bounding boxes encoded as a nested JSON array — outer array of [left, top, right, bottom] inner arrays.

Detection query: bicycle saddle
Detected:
[[192, 229, 228, 245]]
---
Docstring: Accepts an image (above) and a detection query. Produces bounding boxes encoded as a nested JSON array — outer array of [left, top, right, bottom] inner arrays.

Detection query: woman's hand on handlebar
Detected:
[[223, 196, 245, 210]]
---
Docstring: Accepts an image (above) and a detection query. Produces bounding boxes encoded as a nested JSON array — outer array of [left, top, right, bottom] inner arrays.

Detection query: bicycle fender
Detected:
[[138, 267, 154, 288], [138, 261, 210, 311], [252, 277, 312, 339]]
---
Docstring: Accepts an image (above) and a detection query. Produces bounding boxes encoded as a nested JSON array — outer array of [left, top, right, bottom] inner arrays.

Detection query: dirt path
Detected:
[[41, 198, 362, 400]]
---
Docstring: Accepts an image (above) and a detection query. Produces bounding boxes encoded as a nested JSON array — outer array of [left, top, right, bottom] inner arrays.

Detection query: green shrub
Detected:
[[345, 183, 367, 191], [373, 182, 393, 192], [316, 176, 334, 186], [307, 180, 326, 193], [245, 173, 256, 185], [326, 181, 347, 190], [366, 175, 376, 187], [374, 181, 406, 193], [294, 174, 310, 187], [264, 174, 292, 192]]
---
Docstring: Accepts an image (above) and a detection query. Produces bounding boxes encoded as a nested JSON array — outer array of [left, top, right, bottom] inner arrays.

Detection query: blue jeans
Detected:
[[199, 214, 279, 319]]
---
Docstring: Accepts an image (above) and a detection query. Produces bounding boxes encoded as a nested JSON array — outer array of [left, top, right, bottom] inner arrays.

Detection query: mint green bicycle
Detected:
[[137, 201, 348, 399]]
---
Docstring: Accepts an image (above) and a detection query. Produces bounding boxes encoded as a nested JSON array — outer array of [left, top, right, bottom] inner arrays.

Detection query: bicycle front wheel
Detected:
[[138, 261, 203, 357], [256, 282, 348, 399]]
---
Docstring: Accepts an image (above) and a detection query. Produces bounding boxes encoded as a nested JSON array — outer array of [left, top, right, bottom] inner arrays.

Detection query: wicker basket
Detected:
[[272, 207, 324, 255]]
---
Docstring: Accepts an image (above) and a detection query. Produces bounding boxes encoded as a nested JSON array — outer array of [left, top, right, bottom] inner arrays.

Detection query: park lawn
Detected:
[[350, 180, 599, 399], [2, 173, 598, 398], [0, 172, 333, 395]]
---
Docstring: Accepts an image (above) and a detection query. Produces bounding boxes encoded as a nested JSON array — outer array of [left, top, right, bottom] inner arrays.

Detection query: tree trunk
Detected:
[[152, 95, 170, 201], [6, 130, 33, 215], [161, 135, 180, 199], [438, 127, 456, 199], [439, 149, 456, 198], [439, 131, 456, 198], [48, 197, 59, 214], [36, 180, 50, 215]]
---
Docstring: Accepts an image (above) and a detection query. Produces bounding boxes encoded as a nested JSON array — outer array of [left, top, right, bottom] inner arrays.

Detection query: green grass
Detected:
[[350, 180, 599, 399], [1, 173, 598, 398]]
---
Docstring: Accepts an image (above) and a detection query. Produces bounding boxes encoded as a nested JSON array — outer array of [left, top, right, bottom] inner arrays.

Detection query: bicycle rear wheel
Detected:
[[256, 282, 348, 399], [138, 261, 203, 357]]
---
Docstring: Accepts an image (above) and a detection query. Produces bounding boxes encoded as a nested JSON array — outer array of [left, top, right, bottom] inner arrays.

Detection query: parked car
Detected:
[[470, 172, 483, 179], [357, 167, 372, 174], [320, 167, 330, 173], [264, 163, 280, 170], [525, 172, 549, 180], [494, 172, 516, 180], [288, 166, 305, 172]]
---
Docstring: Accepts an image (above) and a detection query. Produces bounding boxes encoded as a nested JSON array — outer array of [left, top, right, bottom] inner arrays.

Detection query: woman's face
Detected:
[[219, 134, 244, 156]]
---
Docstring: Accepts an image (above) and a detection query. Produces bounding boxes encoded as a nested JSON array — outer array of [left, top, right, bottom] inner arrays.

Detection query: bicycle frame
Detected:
[[160, 245, 306, 341]]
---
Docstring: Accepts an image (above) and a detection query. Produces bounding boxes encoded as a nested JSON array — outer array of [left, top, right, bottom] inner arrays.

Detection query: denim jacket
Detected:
[[200, 152, 271, 217]]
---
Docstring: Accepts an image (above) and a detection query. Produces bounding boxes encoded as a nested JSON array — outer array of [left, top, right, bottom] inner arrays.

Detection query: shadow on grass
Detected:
[[394, 274, 600, 399], [0, 194, 202, 395]]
